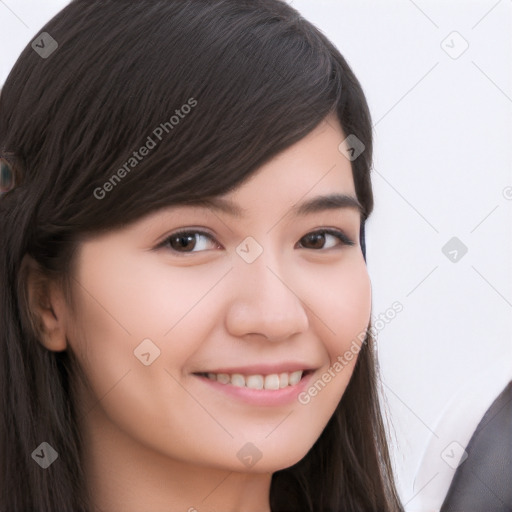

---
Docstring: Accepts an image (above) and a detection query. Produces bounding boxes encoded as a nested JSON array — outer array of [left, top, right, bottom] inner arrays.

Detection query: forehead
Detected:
[[220, 114, 356, 211]]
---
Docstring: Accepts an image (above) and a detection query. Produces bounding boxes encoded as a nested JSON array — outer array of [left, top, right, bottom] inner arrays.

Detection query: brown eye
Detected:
[[298, 229, 355, 250], [161, 231, 219, 253], [169, 233, 197, 251], [301, 232, 326, 249]]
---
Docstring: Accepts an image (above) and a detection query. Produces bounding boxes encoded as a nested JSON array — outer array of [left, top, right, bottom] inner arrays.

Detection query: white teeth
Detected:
[[264, 374, 280, 390], [231, 374, 245, 387], [279, 372, 289, 388], [203, 370, 304, 389], [246, 375, 264, 390], [289, 370, 302, 386]]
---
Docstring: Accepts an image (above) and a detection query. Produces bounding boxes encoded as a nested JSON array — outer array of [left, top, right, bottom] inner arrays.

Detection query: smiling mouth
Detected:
[[194, 370, 313, 390]]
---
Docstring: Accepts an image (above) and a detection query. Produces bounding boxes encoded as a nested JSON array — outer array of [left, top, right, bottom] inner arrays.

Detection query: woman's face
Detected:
[[65, 113, 371, 473]]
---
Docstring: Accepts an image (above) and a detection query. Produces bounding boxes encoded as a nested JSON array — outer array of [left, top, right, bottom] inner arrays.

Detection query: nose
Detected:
[[224, 255, 310, 342]]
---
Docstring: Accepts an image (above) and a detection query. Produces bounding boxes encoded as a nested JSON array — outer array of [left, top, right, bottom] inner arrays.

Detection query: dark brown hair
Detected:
[[0, 1, 403, 510]]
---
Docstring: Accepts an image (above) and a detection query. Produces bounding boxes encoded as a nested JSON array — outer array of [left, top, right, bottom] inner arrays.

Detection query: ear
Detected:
[[22, 255, 68, 352]]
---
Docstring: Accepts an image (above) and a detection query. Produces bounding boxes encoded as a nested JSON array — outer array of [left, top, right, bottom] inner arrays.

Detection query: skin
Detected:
[[29, 113, 372, 512]]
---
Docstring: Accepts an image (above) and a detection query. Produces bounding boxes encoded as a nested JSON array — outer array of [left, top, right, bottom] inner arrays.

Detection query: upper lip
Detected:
[[194, 362, 317, 375]]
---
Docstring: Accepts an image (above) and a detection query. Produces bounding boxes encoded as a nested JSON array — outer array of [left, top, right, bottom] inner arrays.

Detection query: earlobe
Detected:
[[22, 255, 68, 352]]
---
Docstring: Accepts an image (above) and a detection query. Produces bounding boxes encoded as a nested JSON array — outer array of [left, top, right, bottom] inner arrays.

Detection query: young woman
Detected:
[[0, 1, 404, 510]]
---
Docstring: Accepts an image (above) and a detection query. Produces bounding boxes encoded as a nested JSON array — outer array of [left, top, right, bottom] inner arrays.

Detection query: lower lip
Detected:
[[194, 372, 315, 406]]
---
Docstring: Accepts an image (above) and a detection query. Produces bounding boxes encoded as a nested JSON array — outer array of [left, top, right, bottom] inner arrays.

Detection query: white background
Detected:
[[1, 1, 511, 510]]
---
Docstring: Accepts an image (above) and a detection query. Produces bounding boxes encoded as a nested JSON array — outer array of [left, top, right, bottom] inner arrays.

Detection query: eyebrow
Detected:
[[183, 193, 365, 218]]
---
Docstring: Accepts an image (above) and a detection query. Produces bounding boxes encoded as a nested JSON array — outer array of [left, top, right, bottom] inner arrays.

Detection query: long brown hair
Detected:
[[0, 1, 403, 510]]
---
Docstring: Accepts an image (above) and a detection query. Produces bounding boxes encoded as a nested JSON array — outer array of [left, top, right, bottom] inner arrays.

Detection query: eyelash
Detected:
[[157, 228, 355, 255]]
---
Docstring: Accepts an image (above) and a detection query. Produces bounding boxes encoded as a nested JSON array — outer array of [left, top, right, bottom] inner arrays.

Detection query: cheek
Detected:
[[306, 255, 371, 354], [66, 252, 227, 432], [70, 250, 226, 354], [295, 255, 371, 410]]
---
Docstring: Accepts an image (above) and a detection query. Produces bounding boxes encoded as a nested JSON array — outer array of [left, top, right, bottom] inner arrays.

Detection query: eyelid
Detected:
[[155, 228, 221, 253], [308, 228, 356, 247]]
